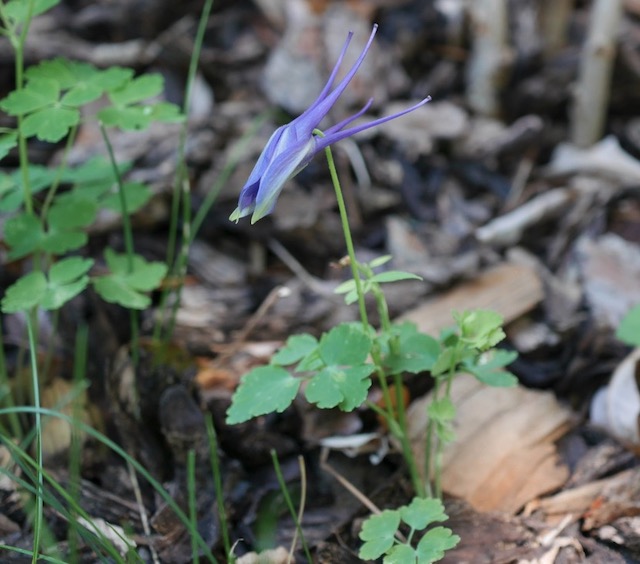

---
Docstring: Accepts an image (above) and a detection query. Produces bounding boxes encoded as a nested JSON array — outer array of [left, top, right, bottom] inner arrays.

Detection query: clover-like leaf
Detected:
[[358, 509, 400, 560], [415, 527, 460, 563], [0, 78, 59, 115], [400, 498, 448, 531], [1, 272, 47, 313], [92, 249, 167, 309], [384, 544, 417, 564], [385, 322, 440, 375], [226, 365, 300, 424], [40, 257, 94, 310], [4, 213, 45, 259], [319, 323, 372, 366], [98, 74, 183, 131], [454, 309, 505, 351], [22, 106, 80, 142], [272, 334, 318, 366], [305, 364, 373, 411]]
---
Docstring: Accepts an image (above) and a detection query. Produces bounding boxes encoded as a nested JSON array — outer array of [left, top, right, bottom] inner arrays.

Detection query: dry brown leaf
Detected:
[[408, 375, 573, 513]]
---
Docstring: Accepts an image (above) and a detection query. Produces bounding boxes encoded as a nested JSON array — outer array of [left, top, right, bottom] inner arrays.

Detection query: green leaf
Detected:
[[0, 165, 56, 212], [272, 334, 318, 366], [416, 527, 460, 563], [431, 346, 458, 377], [385, 323, 440, 374], [4, 213, 44, 259], [226, 366, 300, 424], [427, 397, 456, 425], [22, 106, 80, 142], [1, 272, 47, 313], [368, 255, 393, 268], [92, 249, 167, 309], [400, 498, 448, 531], [0, 79, 59, 114], [359, 509, 400, 560], [454, 309, 505, 350], [41, 257, 94, 310], [4, 0, 60, 22], [108, 74, 163, 105], [384, 544, 417, 564], [464, 350, 518, 387], [0, 133, 18, 160], [48, 198, 96, 229], [100, 181, 152, 213], [334, 279, 356, 295], [49, 256, 94, 285], [41, 231, 87, 254], [319, 323, 372, 366], [617, 304, 640, 346], [305, 364, 373, 411], [92, 276, 150, 309], [370, 270, 423, 284]]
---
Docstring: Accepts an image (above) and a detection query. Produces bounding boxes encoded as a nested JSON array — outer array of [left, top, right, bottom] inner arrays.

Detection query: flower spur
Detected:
[[230, 23, 431, 224]]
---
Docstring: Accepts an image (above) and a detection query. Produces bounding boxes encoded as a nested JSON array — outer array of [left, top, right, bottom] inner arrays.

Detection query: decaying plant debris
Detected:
[[3, 0, 640, 561]]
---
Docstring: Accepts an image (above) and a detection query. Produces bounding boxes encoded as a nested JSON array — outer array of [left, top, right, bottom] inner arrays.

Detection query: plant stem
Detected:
[[25, 312, 43, 564], [99, 124, 140, 363], [205, 415, 233, 562], [322, 142, 369, 332], [322, 141, 425, 497], [270, 450, 312, 562]]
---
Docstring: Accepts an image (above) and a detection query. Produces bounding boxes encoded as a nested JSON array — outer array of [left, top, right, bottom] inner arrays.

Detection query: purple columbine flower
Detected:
[[230, 23, 431, 224]]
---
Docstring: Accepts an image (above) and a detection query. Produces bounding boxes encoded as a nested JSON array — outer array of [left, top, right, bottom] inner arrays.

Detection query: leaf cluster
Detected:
[[334, 255, 422, 305], [359, 497, 460, 563], [226, 323, 375, 424], [0, 58, 182, 143]]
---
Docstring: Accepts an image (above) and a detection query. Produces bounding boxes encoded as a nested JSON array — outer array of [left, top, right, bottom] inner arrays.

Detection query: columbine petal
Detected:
[[251, 136, 316, 223], [230, 23, 431, 223]]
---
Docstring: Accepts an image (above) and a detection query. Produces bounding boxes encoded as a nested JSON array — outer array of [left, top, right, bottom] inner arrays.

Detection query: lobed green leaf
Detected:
[[416, 527, 460, 563], [0, 79, 59, 114], [226, 366, 300, 424], [305, 364, 373, 411], [400, 497, 448, 531], [319, 323, 372, 366], [454, 309, 506, 350], [272, 334, 318, 366], [358, 509, 400, 560], [1, 272, 47, 313], [385, 323, 440, 374]]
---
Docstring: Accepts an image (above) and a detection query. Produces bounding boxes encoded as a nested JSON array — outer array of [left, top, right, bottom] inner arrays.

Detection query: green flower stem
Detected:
[[321, 138, 425, 498], [322, 141, 369, 331], [25, 312, 43, 564]]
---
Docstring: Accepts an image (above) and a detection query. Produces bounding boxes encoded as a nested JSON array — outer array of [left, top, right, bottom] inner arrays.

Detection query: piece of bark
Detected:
[[398, 262, 544, 336], [408, 375, 573, 513]]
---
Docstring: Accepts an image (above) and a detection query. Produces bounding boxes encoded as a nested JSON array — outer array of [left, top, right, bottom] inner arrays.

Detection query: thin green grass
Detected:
[[0, 406, 219, 563]]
